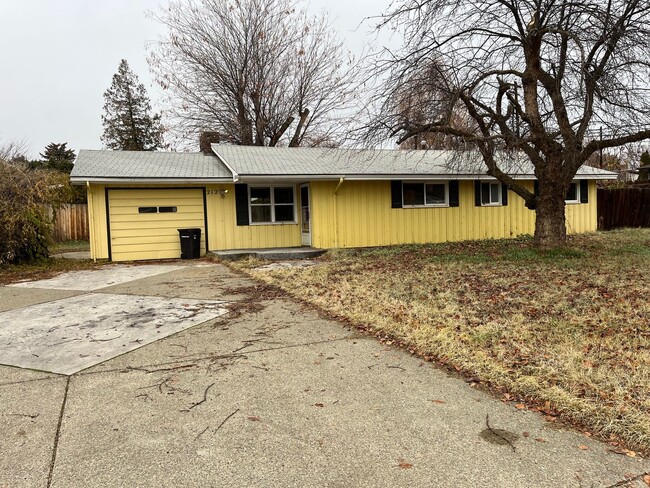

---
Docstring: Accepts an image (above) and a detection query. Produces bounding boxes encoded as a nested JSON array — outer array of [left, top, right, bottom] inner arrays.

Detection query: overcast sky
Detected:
[[0, 0, 394, 159]]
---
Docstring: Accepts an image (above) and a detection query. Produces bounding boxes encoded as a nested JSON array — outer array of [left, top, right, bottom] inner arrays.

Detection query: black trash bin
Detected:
[[178, 228, 201, 259]]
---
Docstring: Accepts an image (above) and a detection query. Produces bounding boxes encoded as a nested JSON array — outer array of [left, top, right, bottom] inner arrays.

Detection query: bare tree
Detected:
[[0, 139, 30, 163], [363, 0, 650, 248], [148, 0, 357, 148]]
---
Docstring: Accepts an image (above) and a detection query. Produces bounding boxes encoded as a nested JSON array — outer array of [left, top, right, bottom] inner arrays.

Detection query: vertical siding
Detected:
[[565, 181, 597, 234], [311, 180, 597, 248], [205, 184, 302, 250], [86, 180, 598, 258], [87, 184, 109, 259]]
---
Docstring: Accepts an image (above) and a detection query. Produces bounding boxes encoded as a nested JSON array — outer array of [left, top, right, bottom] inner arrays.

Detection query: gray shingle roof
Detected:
[[70, 150, 232, 182], [213, 145, 618, 180], [69, 147, 619, 182]]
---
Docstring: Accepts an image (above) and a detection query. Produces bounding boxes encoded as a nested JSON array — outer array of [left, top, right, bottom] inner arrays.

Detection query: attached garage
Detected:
[[106, 188, 207, 262]]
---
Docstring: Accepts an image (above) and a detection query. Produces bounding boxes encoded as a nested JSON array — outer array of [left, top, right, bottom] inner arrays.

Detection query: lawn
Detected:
[[233, 229, 650, 453]]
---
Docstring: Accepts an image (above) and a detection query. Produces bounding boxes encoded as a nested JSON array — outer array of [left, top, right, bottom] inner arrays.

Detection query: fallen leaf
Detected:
[[314, 403, 324, 407], [398, 460, 413, 469], [625, 450, 637, 458], [514, 403, 526, 410], [247, 416, 260, 422], [522, 431, 530, 438], [642, 474, 650, 486], [609, 448, 627, 456], [535, 438, 546, 443], [431, 400, 446, 405], [578, 445, 589, 450]]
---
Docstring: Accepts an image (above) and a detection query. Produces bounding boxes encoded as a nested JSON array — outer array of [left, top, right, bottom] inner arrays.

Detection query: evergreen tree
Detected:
[[640, 151, 650, 181], [30, 142, 76, 173], [101, 60, 163, 151]]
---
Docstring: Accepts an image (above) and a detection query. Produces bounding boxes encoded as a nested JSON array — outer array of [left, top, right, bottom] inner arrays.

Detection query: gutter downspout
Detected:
[[334, 177, 345, 195]]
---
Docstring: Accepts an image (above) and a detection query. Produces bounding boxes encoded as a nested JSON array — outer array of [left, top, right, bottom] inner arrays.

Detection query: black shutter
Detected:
[[534, 180, 539, 196], [448, 180, 459, 207], [501, 183, 508, 206], [235, 183, 249, 226], [579, 180, 589, 203], [474, 181, 481, 206], [391, 180, 403, 208]]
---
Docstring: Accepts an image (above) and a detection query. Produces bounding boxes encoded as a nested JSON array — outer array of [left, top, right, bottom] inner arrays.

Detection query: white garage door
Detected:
[[107, 188, 206, 262]]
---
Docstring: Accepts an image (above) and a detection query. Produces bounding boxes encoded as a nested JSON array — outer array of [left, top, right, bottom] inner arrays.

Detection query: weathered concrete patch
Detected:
[[8, 265, 186, 291], [0, 367, 66, 488], [0, 287, 80, 313], [0, 293, 228, 374]]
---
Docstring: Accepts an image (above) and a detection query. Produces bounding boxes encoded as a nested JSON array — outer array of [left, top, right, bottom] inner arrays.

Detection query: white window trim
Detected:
[[565, 181, 580, 204], [248, 185, 297, 225], [402, 180, 449, 208], [480, 181, 503, 207]]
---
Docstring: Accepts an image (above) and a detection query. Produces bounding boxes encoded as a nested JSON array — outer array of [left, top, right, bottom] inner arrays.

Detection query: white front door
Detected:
[[300, 184, 311, 246]]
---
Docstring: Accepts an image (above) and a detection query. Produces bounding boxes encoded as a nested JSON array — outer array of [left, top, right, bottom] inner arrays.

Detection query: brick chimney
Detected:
[[199, 131, 220, 154]]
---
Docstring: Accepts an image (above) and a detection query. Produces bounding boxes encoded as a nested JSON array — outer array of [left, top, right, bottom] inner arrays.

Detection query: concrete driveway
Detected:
[[1, 262, 649, 487]]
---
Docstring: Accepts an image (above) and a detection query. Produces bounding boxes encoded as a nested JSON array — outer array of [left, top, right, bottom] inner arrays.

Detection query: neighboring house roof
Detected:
[[212, 145, 618, 181], [70, 147, 619, 184], [70, 149, 232, 183]]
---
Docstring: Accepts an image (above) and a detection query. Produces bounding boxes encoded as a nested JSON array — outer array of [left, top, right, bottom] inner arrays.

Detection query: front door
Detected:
[[300, 184, 311, 246]]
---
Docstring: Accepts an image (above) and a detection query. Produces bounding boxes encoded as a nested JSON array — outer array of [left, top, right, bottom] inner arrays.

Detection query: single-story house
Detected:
[[70, 146, 618, 262]]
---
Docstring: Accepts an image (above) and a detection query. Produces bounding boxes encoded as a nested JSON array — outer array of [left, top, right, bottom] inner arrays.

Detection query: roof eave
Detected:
[[69, 177, 233, 185], [235, 173, 618, 182]]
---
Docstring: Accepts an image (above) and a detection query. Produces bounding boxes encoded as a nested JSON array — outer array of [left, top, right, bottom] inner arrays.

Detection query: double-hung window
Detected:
[[249, 186, 295, 224], [402, 181, 448, 207], [565, 181, 580, 203], [480, 182, 502, 206]]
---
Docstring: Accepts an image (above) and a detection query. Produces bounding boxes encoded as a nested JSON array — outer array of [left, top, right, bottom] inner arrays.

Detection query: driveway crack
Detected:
[[46, 375, 71, 488]]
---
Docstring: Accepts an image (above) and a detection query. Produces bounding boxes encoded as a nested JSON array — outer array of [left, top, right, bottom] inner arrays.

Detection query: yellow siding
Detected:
[[86, 180, 597, 260], [87, 184, 109, 259], [310, 180, 597, 248], [205, 184, 301, 250]]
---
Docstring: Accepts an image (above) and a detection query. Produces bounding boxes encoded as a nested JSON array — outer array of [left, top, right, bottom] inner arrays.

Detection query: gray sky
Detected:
[[0, 0, 393, 159]]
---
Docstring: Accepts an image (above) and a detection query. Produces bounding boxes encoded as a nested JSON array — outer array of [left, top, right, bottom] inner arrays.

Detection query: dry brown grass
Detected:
[[234, 229, 650, 453], [0, 258, 105, 285]]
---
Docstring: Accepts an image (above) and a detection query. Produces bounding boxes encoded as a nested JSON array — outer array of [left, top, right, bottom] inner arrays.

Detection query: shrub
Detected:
[[0, 159, 73, 264]]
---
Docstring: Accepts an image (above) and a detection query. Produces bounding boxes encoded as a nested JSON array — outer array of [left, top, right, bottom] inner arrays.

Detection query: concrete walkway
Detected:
[[1, 263, 649, 487]]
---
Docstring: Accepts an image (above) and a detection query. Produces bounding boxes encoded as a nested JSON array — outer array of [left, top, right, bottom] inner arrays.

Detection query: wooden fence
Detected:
[[597, 187, 650, 230], [50, 204, 89, 242]]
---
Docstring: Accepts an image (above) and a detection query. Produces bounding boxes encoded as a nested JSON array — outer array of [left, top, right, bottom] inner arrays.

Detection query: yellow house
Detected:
[[70, 146, 617, 262]]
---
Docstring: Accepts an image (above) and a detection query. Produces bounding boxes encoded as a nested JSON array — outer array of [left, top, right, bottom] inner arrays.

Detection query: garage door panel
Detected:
[[111, 212, 203, 228], [109, 201, 205, 212], [108, 189, 206, 262], [111, 242, 206, 252], [110, 235, 187, 245]]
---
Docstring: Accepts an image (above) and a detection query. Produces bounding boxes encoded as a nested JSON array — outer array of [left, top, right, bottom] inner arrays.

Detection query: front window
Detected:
[[565, 182, 579, 203], [249, 186, 295, 223], [481, 182, 502, 206], [403, 181, 448, 207]]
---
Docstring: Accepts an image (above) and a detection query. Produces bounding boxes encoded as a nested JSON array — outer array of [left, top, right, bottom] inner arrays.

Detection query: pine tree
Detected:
[[30, 142, 76, 173], [101, 60, 163, 151], [640, 151, 650, 181]]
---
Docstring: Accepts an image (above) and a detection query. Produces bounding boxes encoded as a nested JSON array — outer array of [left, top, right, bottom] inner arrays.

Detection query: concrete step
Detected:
[[211, 247, 326, 261]]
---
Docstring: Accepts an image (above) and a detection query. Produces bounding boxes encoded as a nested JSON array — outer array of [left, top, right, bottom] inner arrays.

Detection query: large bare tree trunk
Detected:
[[534, 182, 567, 249]]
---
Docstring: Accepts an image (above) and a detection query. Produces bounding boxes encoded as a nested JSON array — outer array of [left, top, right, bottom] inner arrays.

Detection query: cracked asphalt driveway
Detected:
[[1, 262, 649, 487]]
